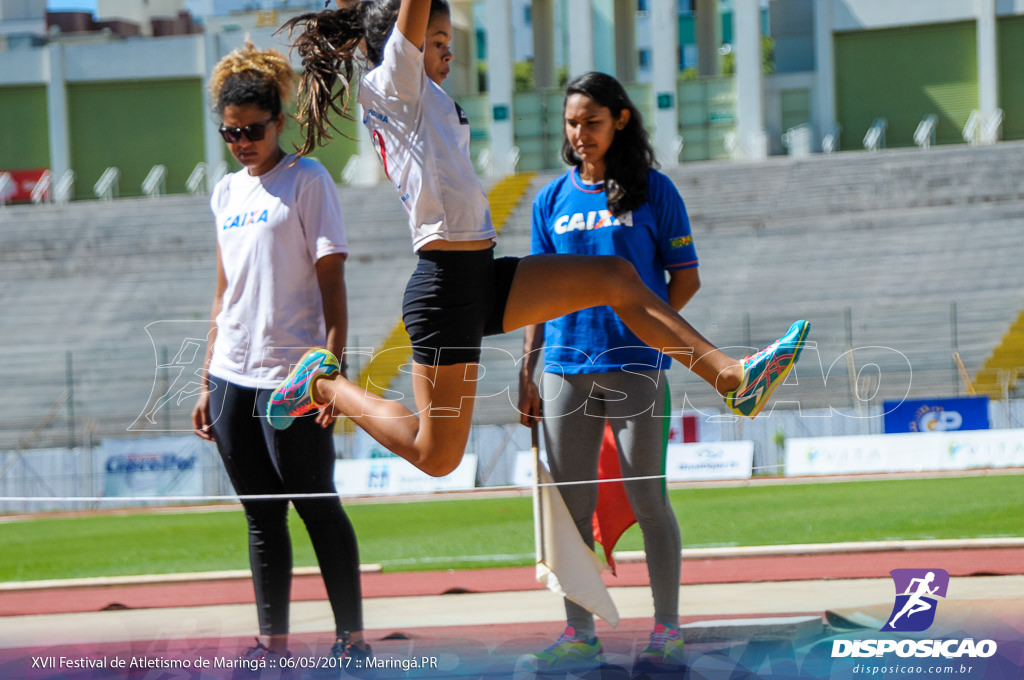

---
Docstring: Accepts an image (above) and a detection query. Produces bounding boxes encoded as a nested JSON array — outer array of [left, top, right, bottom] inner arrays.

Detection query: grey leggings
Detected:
[[541, 370, 682, 638]]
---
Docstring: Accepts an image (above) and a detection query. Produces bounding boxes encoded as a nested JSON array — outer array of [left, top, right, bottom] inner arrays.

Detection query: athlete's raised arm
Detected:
[[396, 0, 431, 51]]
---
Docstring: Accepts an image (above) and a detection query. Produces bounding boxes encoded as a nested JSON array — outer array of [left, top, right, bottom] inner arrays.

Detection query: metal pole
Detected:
[[65, 350, 75, 448], [161, 345, 171, 432], [950, 302, 960, 396], [844, 307, 856, 408], [531, 422, 544, 568]]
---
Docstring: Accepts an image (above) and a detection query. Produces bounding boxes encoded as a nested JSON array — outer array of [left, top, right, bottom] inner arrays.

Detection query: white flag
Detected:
[[533, 456, 620, 627]]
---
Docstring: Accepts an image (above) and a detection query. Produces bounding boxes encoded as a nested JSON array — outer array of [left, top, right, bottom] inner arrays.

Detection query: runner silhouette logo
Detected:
[[881, 568, 950, 632]]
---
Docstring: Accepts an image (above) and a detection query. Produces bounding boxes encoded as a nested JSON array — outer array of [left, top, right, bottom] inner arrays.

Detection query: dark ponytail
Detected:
[[279, 4, 383, 156], [280, 0, 449, 157]]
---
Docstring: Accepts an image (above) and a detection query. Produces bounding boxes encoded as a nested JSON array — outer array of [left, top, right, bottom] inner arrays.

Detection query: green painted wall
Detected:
[[677, 76, 734, 161], [232, 93, 359, 180], [0, 86, 50, 171], [998, 15, 1024, 141], [66, 77, 357, 198], [780, 89, 811, 133], [834, 22, 977, 150], [68, 78, 204, 199]]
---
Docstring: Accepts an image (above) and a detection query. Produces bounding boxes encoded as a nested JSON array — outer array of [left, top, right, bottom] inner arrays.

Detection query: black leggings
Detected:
[[209, 375, 362, 637]]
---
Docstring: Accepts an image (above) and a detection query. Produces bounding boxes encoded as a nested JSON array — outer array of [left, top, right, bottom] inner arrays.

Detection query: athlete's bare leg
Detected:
[[313, 362, 478, 478], [503, 254, 743, 393]]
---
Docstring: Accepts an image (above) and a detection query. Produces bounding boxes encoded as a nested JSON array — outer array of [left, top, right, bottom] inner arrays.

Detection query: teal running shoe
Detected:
[[518, 626, 604, 673], [266, 348, 340, 430], [313, 635, 373, 678], [635, 623, 685, 669], [724, 319, 811, 418]]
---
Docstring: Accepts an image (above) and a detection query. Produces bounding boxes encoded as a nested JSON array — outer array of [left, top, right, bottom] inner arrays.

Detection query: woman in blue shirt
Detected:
[[517, 71, 698, 674]]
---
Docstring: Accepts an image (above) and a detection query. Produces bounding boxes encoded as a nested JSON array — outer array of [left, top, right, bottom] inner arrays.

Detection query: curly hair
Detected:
[[279, 0, 449, 157], [209, 39, 295, 116], [561, 72, 658, 216]]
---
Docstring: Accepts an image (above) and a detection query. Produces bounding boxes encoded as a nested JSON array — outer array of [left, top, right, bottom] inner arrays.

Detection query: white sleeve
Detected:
[[298, 163, 349, 262], [371, 28, 425, 104]]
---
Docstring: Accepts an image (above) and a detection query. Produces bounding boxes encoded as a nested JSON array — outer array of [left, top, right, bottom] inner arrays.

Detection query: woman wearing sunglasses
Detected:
[[191, 40, 370, 668]]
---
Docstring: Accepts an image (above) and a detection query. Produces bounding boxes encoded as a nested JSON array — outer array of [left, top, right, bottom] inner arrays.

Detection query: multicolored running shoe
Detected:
[[635, 623, 685, 669], [314, 635, 373, 678], [266, 348, 340, 430], [724, 319, 811, 418], [234, 638, 291, 679], [518, 626, 605, 673]]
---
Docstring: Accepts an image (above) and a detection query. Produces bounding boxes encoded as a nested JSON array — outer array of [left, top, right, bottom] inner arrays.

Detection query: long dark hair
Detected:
[[279, 0, 449, 156], [560, 72, 657, 216]]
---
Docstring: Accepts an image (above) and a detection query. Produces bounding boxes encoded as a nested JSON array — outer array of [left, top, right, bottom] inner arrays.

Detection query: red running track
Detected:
[[2, 547, 1022, 617]]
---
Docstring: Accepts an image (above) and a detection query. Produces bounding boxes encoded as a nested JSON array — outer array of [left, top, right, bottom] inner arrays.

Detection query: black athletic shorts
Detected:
[[402, 247, 520, 366]]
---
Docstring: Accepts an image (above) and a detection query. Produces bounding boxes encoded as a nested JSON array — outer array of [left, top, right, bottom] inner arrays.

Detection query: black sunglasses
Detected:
[[219, 118, 275, 143]]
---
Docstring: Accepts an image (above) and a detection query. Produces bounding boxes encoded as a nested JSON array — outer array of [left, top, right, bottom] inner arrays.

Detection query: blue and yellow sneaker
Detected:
[[233, 638, 292, 679], [518, 626, 604, 673], [724, 320, 811, 418], [266, 348, 340, 430], [635, 623, 685, 669], [314, 635, 373, 678]]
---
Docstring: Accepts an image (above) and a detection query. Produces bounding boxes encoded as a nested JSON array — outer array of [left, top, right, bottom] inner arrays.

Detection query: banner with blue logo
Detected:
[[883, 397, 989, 434], [99, 437, 202, 498]]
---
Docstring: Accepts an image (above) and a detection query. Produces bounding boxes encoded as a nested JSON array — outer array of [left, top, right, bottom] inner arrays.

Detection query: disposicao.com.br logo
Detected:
[[884, 568, 949, 633], [832, 569, 998, 660]]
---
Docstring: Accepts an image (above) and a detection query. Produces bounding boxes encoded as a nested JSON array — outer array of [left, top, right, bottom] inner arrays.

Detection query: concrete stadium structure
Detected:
[[2, 141, 1024, 454], [4, 1, 1024, 193]]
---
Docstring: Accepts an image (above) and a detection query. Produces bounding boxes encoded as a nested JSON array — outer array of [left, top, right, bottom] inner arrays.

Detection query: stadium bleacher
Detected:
[[3, 141, 1024, 450]]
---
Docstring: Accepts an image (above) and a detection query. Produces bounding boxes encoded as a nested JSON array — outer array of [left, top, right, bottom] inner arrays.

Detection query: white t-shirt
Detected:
[[358, 29, 496, 252], [208, 154, 349, 389]]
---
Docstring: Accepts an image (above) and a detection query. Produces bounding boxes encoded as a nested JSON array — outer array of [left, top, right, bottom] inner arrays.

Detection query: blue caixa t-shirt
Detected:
[[531, 167, 699, 374]]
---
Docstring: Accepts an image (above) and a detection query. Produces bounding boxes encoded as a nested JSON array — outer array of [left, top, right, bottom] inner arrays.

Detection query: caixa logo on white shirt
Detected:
[[553, 210, 633, 234], [222, 209, 269, 230]]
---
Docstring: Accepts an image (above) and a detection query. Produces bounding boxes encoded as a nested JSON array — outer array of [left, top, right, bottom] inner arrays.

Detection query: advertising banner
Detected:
[[786, 428, 1024, 476], [883, 397, 990, 434], [98, 437, 202, 498], [333, 454, 477, 496], [0, 168, 48, 203], [665, 440, 754, 481], [512, 440, 753, 486]]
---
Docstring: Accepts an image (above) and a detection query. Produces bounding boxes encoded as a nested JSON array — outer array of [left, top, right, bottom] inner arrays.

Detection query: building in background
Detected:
[[0, 0, 1021, 199]]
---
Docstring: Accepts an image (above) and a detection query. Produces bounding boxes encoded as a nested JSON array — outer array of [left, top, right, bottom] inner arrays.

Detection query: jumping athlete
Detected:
[[191, 40, 369, 668], [269, 0, 811, 481]]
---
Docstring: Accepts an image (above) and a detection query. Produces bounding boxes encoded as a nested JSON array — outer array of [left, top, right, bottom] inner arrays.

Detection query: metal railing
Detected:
[[341, 154, 361, 184], [54, 170, 75, 204], [863, 118, 887, 151], [913, 114, 937, 150], [506, 145, 521, 173], [0, 172, 12, 207], [141, 164, 167, 198], [31, 170, 51, 204], [963, 110, 982, 145], [672, 134, 685, 163], [782, 124, 813, 157], [476, 148, 493, 176], [822, 124, 841, 154], [186, 162, 207, 195], [93, 167, 120, 201], [208, 161, 228, 189], [982, 108, 1004, 146]]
